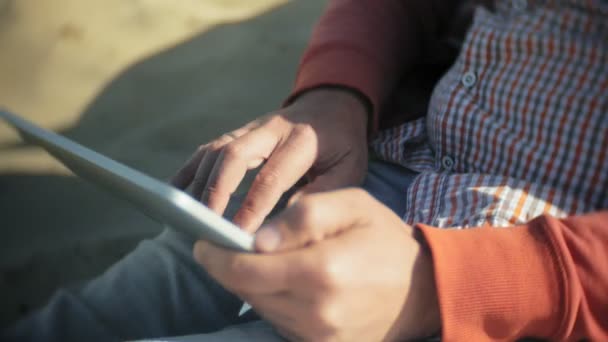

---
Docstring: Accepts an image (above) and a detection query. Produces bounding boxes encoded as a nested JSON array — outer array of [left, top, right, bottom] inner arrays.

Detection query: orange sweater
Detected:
[[289, 1, 608, 340]]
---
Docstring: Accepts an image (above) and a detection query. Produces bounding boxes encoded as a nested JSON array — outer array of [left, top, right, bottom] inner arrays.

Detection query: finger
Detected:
[[170, 146, 206, 189], [189, 127, 258, 198], [193, 240, 296, 295], [191, 150, 219, 200], [171, 127, 250, 191], [254, 188, 378, 253], [233, 126, 317, 231], [190, 135, 234, 199], [201, 128, 280, 215]]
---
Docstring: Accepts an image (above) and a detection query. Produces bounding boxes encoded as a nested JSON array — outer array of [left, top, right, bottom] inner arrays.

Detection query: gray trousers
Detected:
[[3, 161, 416, 342]]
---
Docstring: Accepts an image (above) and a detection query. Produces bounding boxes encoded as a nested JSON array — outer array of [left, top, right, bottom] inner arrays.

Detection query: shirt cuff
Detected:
[[286, 47, 387, 133], [417, 217, 565, 341]]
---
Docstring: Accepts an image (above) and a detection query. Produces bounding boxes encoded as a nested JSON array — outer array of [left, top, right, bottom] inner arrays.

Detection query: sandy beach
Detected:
[[0, 0, 324, 328]]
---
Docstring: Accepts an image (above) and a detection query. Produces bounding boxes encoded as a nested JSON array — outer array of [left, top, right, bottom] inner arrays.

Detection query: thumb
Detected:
[[254, 188, 375, 253]]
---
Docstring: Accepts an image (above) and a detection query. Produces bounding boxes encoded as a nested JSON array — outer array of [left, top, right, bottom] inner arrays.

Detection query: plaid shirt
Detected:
[[371, 0, 608, 228]]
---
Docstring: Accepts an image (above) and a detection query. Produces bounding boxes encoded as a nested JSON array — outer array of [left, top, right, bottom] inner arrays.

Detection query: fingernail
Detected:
[[255, 225, 281, 252]]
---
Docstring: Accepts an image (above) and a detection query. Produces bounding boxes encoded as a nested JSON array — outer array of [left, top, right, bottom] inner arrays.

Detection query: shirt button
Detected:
[[461, 71, 477, 88], [512, 0, 527, 11], [441, 155, 455, 171]]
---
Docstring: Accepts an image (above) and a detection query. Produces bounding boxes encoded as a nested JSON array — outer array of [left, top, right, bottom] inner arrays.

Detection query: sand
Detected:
[[0, 0, 325, 328]]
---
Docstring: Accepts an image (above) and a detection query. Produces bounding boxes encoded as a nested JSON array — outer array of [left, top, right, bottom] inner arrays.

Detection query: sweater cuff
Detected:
[[417, 218, 565, 341], [286, 48, 386, 133]]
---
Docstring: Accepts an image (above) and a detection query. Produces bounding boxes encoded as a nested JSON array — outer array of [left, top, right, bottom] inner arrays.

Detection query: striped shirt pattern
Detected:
[[371, 0, 608, 228]]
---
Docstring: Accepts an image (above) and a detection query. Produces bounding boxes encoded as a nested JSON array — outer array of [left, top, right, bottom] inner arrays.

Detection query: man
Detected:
[[4, 0, 607, 341]]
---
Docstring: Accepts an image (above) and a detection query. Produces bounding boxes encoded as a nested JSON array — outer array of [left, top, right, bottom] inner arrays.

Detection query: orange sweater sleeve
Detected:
[[418, 211, 608, 341], [286, 0, 459, 133]]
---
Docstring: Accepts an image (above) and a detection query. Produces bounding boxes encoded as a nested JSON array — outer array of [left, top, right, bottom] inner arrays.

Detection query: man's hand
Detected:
[[171, 89, 369, 231], [194, 189, 441, 341]]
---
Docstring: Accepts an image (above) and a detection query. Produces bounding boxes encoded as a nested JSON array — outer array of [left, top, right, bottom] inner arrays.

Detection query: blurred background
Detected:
[[0, 0, 324, 328]]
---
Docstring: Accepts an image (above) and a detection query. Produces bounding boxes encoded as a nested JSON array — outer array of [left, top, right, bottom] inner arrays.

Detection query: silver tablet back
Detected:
[[0, 110, 254, 252]]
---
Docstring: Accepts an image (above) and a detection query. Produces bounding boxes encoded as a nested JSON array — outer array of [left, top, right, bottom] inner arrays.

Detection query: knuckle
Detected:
[[238, 197, 261, 217], [312, 252, 342, 291], [345, 187, 373, 204], [254, 169, 280, 190], [265, 114, 287, 128], [227, 257, 254, 282], [309, 299, 339, 338], [223, 143, 244, 160], [204, 184, 221, 196], [348, 187, 369, 199], [202, 184, 222, 203], [292, 200, 324, 240], [219, 133, 236, 141], [292, 123, 316, 139], [207, 141, 225, 152]]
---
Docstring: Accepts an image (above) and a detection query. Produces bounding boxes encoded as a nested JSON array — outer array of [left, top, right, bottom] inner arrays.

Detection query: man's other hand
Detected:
[[171, 89, 369, 232], [194, 189, 441, 341]]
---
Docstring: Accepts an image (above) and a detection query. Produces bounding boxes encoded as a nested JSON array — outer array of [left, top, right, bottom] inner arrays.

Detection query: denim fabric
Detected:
[[2, 160, 417, 342]]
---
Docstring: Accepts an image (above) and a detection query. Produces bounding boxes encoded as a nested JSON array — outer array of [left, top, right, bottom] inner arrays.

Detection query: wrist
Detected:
[[391, 231, 441, 341], [415, 246, 442, 338], [289, 87, 370, 136]]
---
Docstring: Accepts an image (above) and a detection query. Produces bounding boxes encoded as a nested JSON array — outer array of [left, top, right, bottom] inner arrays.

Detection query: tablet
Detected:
[[0, 110, 255, 252]]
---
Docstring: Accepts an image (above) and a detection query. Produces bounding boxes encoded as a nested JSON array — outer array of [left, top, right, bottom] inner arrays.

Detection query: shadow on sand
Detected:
[[0, 0, 325, 328]]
